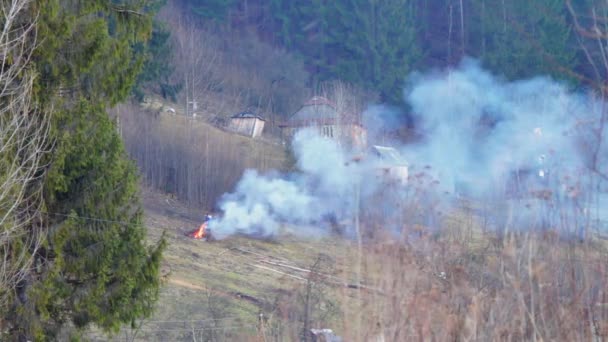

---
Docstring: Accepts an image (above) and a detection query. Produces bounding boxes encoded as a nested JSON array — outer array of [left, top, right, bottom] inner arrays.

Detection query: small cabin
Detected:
[[372, 145, 408, 184], [228, 111, 265, 138]]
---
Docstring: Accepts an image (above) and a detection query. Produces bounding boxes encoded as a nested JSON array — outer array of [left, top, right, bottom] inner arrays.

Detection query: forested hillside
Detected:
[[131, 0, 608, 124], [142, 0, 599, 105]]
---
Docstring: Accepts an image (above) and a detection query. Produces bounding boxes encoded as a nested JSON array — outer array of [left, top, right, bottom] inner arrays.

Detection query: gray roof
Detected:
[[372, 145, 408, 166], [291, 104, 337, 122], [232, 111, 265, 121], [289, 96, 338, 124]]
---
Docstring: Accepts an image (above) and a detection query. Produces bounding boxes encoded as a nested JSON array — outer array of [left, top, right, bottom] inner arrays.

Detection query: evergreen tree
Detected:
[[468, 0, 578, 80], [184, 0, 236, 21], [3, 0, 166, 340], [325, 0, 420, 103], [132, 20, 181, 101], [267, 0, 330, 87], [268, 0, 420, 103]]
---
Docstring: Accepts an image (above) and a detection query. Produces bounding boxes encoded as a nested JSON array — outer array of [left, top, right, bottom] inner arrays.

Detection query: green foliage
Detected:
[[160, 82, 183, 102], [264, 0, 582, 100], [133, 19, 182, 101], [2, 0, 166, 339], [186, 0, 236, 21], [325, 0, 420, 103], [268, 0, 420, 103], [160, 0, 581, 104], [139, 22, 173, 83], [268, 0, 323, 50], [33, 0, 152, 106], [468, 0, 578, 81]]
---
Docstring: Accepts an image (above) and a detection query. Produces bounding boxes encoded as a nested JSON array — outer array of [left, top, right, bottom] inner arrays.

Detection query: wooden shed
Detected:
[[372, 145, 409, 184], [228, 111, 265, 138]]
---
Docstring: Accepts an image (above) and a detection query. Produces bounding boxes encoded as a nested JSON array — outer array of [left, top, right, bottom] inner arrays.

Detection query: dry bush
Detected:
[[256, 254, 342, 342], [319, 81, 378, 123], [330, 162, 608, 341], [339, 215, 608, 341]]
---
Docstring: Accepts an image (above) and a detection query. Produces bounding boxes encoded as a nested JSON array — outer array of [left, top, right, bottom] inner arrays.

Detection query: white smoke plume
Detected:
[[210, 59, 607, 239], [397, 59, 606, 234], [400, 59, 594, 195], [209, 130, 370, 239]]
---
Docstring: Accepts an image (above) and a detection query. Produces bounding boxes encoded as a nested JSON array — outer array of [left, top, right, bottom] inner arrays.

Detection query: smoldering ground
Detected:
[[210, 59, 608, 239]]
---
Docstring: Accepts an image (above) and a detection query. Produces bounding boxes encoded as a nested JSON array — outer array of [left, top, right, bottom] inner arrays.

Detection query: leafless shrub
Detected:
[[319, 81, 377, 125], [566, 1, 608, 184], [339, 210, 608, 341], [262, 254, 340, 342]]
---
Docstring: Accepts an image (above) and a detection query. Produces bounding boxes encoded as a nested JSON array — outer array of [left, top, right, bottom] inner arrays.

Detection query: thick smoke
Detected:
[[397, 59, 606, 234], [209, 130, 369, 239], [210, 59, 607, 239], [400, 58, 593, 196]]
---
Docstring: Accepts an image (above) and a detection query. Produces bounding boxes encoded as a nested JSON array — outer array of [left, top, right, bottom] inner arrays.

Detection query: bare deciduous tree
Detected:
[[166, 8, 223, 118], [0, 0, 50, 313], [159, 1, 309, 125]]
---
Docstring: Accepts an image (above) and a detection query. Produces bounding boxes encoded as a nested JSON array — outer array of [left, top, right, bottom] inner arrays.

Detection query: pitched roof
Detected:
[[289, 96, 339, 123], [372, 145, 408, 166], [231, 111, 265, 121], [303, 96, 336, 108]]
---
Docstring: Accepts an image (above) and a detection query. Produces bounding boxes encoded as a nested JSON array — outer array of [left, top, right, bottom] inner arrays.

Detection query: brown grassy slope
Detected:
[[130, 187, 358, 342], [132, 187, 494, 342], [119, 100, 288, 209], [104, 186, 608, 342]]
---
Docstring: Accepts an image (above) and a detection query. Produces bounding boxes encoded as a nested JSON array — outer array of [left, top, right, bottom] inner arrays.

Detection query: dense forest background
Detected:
[[137, 0, 608, 114]]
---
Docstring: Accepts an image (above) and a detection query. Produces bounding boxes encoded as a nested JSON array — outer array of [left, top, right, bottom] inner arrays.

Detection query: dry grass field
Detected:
[[108, 186, 604, 341], [105, 187, 358, 342], [84, 185, 608, 341]]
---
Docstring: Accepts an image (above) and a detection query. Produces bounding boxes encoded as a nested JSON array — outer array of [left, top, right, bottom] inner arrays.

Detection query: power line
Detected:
[[141, 317, 241, 325], [133, 324, 257, 333], [43, 211, 200, 230], [43, 212, 141, 226]]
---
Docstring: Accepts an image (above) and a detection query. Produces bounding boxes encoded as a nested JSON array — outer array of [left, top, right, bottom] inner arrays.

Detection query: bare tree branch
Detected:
[[0, 0, 50, 313]]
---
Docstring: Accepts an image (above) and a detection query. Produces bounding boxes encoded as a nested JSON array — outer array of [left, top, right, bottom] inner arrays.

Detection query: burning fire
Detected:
[[188, 214, 214, 240], [189, 222, 207, 239]]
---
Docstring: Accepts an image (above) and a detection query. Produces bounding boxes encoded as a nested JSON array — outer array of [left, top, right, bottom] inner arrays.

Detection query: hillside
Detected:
[[96, 185, 608, 341], [113, 187, 359, 341], [119, 98, 289, 210], [113, 90, 608, 341]]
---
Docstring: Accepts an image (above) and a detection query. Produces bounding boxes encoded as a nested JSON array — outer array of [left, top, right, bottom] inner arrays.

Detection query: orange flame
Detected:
[[191, 222, 207, 239]]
